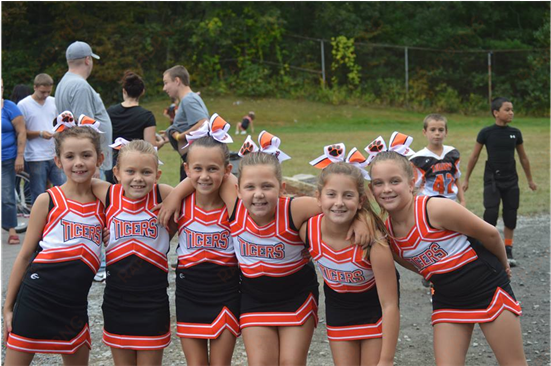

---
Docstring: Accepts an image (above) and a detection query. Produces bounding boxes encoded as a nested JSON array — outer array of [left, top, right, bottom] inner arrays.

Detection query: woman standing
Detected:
[[106, 71, 165, 182], [1, 79, 27, 244]]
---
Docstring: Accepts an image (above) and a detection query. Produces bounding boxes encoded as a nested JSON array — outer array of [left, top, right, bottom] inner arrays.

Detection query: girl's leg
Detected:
[[180, 338, 209, 366], [4, 348, 35, 366], [360, 338, 383, 366], [111, 348, 138, 366], [136, 349, 164, 366], [479, 311, 527, 366], [433, 322, 474, 366], [209, 329, 237, 366], [278, 316, 315, 366], [242, 326, 279, 366], [329, 340, 360, 366], [61, 344, 90, 366]]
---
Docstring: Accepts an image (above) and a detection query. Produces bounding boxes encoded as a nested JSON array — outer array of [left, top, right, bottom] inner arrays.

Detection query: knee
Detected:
[[503, 210, 517, 230], [483, 208, 499, 226]]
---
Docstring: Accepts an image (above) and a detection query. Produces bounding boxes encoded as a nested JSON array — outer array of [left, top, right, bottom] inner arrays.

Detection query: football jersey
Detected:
[[307, 214, 375, 293], [27, 186, 105, 297], [105, 184, 170, 290], [230, 197, 308, 278], [177, 193, 236, 268], [385, 195, 477, 280], [409, 146, 461, 200]]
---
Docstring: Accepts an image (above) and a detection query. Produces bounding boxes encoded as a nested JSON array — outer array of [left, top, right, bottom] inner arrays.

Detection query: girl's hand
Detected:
[[102, 227, 110, 246], [346, 219, 370, 247], [157, 200, 180, 228], [504, 263, 512, 279], [3, 308, 13, 342]]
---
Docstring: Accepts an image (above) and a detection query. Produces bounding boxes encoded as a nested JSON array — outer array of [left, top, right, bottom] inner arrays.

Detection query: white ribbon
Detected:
[[109, 137, 163, 165], [238, 131, 290, 162], [365, 131, 415, 165], [183, 113, 233, 149], [310, 143, 370, 180], [52, 111, 103, 134]]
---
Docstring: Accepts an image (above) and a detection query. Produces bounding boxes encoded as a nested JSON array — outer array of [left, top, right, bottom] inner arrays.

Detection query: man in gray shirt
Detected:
[[163, 65, 209, 181], [55, 41, 113, 178]]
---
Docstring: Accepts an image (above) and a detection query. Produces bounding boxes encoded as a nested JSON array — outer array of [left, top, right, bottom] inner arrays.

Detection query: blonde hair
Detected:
[[317, 162, 389, 259], [238, 152, 282, 185], [368, 151, 414, 181], [116, 140, 158, 169], [423, 113, 448, 131]]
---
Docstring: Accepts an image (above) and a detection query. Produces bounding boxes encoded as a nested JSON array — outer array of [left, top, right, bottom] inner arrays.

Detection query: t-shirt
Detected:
[[1, 100, 22, 161], [17, 95, 58, 162], [166, 92, 208, 151], [55, 72, 113, 170], [108, 104, 156, 141], [477, 124, 523, 176]]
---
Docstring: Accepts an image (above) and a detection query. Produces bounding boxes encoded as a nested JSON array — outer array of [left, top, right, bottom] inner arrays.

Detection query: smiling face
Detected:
[[423, 119, 447, 148], [162, 73, 179, 99], [114, 151, 161, 200], [238, 164, 283, 226], [370, 160, 415, 214], [185, 145, 230, 198], [55, 136, 102, 184], [318, 173, 363, 226]]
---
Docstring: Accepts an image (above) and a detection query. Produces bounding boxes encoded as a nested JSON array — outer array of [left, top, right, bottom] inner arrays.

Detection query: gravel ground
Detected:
[[2, 214, 549, 365]]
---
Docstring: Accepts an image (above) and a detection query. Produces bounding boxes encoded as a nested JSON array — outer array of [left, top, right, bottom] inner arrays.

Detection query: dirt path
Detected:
[[2, 215, 549, 365]]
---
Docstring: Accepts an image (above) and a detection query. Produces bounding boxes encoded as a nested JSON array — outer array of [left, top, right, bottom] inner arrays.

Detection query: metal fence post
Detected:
[[321, 39, 326, 85], [488, 51, 493, 108], [405, 47, 409, 107]]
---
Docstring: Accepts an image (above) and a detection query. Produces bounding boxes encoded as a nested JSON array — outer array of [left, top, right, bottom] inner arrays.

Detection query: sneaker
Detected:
[[240, 131, 246, 135], [94, 270, 106, 282], [506, 246, 517, 267]]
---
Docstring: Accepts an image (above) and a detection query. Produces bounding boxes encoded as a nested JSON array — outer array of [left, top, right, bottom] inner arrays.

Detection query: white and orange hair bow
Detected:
[[109, 137, 164, 165], [238, 130, 290, 163], [310, 143, 370, 180], [183, 113, 234, 149], [52, 111, 103, 134], [364, 131, 415, 165]]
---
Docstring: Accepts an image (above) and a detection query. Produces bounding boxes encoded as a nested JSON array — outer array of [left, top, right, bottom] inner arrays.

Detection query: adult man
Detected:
[[17, 73, 65, 204], [163, 65, 209, 181], [55, 41, 112, 178]]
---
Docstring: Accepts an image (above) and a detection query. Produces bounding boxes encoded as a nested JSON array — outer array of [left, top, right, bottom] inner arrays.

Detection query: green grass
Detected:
[[144, 95, 550, 218]]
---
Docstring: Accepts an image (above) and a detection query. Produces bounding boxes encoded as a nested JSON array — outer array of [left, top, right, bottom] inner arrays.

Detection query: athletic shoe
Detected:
[[506, 246, 517, 267], [240, 131, 246, 135], [94, 270, 106, 282]]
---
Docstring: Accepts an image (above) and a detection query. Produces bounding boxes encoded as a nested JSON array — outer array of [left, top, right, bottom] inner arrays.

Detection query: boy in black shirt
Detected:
[[463, 97, 537, 266]]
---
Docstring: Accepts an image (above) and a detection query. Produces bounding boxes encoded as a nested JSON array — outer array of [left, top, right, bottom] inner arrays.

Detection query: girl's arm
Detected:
[[463, 142, 483, 192], [370, 242, 400, 366], [290, 197, 370, 246], [392, 251, 419, 274], [427, 197, 511, 277], [516, 143, 537, 191], [455, 177, 466, 207], [157, 178, 195, 227], [3, 193, 49, 340], [218, 173, 239, 216], [91, 178, 111, 206], [158, 184, 178, 238]]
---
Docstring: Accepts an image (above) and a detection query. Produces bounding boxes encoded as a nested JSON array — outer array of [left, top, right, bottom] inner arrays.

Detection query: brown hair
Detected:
[[116, 140, 159, 169], [164, 65, 190, 86], [54, 126, 102, 158], [368, 151, 414, 182], [121, 71, 145, 99], [238, 152, 282, 185], [317, 162, 389, 259], [187, 136, 230, 166], [423, 113, 448, 131], [34, 73, 54, 87]]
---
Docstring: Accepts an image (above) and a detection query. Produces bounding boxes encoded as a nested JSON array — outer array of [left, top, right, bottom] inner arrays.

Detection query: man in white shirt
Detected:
[[17, 73, 66, 204]]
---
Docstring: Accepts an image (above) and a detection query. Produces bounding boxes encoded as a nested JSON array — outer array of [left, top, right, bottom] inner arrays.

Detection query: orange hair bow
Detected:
[[365, 131, 415, 165], [238, 131, 290, 163], [310, 143, 370, 180]]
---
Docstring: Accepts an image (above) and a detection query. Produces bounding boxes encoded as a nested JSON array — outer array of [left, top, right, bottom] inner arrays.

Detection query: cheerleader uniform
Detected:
[[305, 214, 391, 341], [231, 197, 319, 329], [7, 186, 104, 354], [386, 195, 521, 325], [102, 184, 171, 350], [175, 193, 240, 339]]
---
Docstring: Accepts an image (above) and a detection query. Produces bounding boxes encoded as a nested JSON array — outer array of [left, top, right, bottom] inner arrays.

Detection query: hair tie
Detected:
[[365, 131, 415, 165], [184, 113, 233, 149], [310, 143, 370, 180], [238, 130, 290, 163], [52, 111, 104, 134], [109, 137, 164, 165]]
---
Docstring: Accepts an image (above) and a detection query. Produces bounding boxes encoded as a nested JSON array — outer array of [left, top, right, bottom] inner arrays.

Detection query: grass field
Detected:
[[142, 95, 550, 218]]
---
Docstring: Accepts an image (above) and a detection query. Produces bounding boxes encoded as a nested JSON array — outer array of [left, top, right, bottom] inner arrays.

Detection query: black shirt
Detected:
[[477, 124, 523, 176], [107, 104, 156, 141]]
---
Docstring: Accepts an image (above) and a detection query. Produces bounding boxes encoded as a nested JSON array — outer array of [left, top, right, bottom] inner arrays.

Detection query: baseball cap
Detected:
[[66, 41, 100, 60]]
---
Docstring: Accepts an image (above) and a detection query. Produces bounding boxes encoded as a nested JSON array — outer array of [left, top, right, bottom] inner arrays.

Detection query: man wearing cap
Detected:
[[55, 41, 113, 179], [55, 41, 112, 282]]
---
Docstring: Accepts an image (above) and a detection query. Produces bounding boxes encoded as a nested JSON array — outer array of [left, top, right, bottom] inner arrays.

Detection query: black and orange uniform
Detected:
[[7, 186, 105, 354], [102, 184, 171, 350], [175, 193, 240, 339], [306, 214, 393, 341], [386, 195, 521, 325], [477, 124, 523, 229], [230, 197, 319, 329]]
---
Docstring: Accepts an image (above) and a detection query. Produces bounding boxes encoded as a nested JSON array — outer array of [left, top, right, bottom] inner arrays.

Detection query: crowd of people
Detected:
[[1, 40, 537, 366]]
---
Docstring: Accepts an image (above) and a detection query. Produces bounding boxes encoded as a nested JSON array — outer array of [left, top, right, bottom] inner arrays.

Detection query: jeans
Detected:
[[2, 159, 18, 229], [26, 160, 67, 204]]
